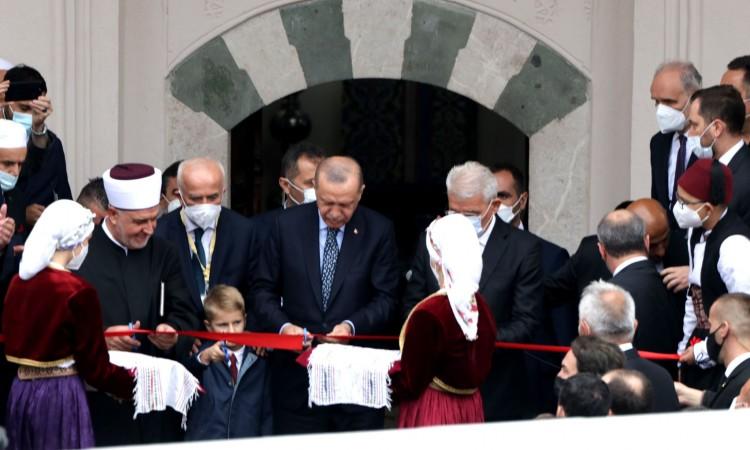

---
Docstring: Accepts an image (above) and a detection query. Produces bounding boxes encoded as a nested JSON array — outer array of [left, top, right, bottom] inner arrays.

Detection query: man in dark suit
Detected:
[[686, 85, 750, 226], [250, 143, 324, 275], [544, 199, 677, 346], [596, 209, 679, 354], [650, 62, 702, 285], [253, 156, 399, 434], [720, 55, 750, 144], [155, 158, 254, 322], [491, 162, 569, 415], [578, 280, 679, 413], [674, 293, 750, 409], [403, 161, 543, 421]]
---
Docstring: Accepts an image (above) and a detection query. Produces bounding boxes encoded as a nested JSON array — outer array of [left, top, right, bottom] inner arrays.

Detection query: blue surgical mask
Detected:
[[0, 170, 18, 192], [462, 203, 493, 237], [11, 111, 32, 138]]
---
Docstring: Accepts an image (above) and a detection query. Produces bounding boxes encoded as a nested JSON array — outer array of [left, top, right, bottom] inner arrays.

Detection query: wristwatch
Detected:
[[31, 124, 47, 136]]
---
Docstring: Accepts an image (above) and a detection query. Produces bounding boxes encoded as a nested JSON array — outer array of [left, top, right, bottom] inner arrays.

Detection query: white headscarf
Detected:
[[19, 200, 95, 280], [425, 214, 483, 341]]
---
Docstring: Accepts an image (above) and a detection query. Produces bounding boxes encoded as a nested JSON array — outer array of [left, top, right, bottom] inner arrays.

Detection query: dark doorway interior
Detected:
[[231, 79, 528, 269]]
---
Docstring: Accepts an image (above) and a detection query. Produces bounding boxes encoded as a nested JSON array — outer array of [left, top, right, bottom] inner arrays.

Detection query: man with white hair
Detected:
[[76, 163, 199, 446], [155, 157, 255, 320], [403, 160, 543, 421], [578, 280, 679, 412]]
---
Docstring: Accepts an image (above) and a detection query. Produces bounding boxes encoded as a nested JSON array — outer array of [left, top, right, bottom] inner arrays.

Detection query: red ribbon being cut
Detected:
[[0, 329, 680, 361], [97, 329, 681, 361]]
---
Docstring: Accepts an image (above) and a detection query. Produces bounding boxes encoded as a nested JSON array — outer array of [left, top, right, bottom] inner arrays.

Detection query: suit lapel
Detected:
[[328, 209, 363, 308], [728, 143, 749, 173], [480, 219, 511, 290], [303, 206, 323, 308]]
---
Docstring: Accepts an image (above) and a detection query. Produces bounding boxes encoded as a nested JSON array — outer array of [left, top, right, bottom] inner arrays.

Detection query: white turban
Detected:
[[0, 119, 27, 149], [19, 200, 95, 280], [0, 58, 12, 70], [103, 163, 162, 210], [425, 214, 483, 341]]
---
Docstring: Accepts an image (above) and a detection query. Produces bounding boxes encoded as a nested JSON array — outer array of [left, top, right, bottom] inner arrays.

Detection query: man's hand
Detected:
[[679, 345, 696, 365], [320, 322, 352, 344], [252, 347, 269, 357], [25, 204, 45, 227], [197, 340, 225, 365], [661, 265, 689, 292], [280, 324, 312, 349], [105, 320, 141, 352], [0, 204, 15, 250], [674, 381, 704, 407], [148, 323, 178, 351], [30, 95, 52, 130]]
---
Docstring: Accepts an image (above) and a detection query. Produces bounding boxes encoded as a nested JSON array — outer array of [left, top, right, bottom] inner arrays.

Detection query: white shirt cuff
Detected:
[[343, 320, 356, 336]]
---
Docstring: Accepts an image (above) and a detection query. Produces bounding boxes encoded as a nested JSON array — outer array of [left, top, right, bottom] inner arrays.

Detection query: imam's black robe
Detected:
[[76, 223, 199, 446]]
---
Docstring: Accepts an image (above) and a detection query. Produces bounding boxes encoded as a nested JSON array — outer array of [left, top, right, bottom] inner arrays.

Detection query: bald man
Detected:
[[253, 156, 399, 434], [596, 209, 679, 354], [675, 293, 750, 409], [155, 157, 255, 319], [545, 199, 681, 345]]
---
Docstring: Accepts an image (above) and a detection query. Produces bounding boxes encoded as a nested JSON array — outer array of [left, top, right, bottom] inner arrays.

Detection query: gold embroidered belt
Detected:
[[429, 377, 477, 395], [18, 365, 78, 380]]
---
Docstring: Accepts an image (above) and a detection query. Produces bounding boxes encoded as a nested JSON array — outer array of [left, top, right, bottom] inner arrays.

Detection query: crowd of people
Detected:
[[0, 53, 750, 448]]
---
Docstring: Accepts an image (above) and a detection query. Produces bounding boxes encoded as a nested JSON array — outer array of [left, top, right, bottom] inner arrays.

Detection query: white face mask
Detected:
[[166, 198, 181, 213], [656, 103, 688, 134], [183, 203, 221, 230], [496, 196, 524, 224], [285, 179, 316, 206], [687, 120, 717, 160], [67, 243, 89, 270], [672, 202, 708, 229]]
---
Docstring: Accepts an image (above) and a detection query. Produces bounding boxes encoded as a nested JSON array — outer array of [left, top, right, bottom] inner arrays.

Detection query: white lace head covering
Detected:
[[19, 199, 95, 280], [425, 214, 483, 341]]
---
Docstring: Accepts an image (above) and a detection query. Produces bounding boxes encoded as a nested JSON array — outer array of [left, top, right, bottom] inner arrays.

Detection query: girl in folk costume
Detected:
[[394, 214, 496, 427], [3, 200, 134, 449]]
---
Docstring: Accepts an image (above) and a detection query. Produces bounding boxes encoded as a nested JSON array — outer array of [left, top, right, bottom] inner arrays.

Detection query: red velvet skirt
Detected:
[[397, 386, 484, 428]]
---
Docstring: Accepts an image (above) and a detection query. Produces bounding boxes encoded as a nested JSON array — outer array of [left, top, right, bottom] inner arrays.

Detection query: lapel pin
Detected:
[[354, 228, 359, 235]]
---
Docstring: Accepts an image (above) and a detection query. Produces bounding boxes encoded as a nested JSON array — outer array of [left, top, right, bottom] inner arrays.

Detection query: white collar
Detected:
[[718, 139, 745, 165], [726, 352, 750, 378], [102, 218, 129, 255], [515, 221, 524, 231], [612, 255, 649, 277], [618, 342, 634, 352]]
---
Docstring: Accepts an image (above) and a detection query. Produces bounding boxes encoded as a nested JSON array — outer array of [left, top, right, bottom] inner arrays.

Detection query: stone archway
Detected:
[[165, 0, 591, 251]]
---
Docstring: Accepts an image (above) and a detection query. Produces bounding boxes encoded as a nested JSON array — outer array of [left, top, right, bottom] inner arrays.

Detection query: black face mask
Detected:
[[706, 325, 725, 362], [553, 376, 566, 398]]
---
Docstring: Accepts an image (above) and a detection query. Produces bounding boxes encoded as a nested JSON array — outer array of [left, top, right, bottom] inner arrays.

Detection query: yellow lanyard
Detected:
[[180, 210, 218, 290]]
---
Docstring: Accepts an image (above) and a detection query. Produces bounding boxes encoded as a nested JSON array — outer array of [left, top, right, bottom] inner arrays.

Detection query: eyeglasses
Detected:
[[675, 198, 705, 209]]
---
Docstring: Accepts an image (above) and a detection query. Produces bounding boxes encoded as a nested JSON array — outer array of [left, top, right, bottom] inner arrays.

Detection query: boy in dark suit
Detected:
[[186, 285, 272, 440]]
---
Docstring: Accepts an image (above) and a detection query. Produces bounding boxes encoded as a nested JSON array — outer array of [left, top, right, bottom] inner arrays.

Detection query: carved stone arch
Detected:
[[166, 0, 591, 250]]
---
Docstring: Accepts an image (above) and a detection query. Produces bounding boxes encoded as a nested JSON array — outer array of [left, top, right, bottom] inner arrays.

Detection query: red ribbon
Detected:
[[0, 329, 681, 361]]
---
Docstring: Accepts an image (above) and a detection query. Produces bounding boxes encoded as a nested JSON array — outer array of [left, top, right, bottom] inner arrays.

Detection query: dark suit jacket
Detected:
[[702, 357, 750, 409], [403, 218, 543, 420], [155, 207, 255, 322], [252, 202, 399, 410], [623, 348, 679, 412], [726, 143, 750, 226], [544, 235, 610, 345], [610, 259, 678, 354]]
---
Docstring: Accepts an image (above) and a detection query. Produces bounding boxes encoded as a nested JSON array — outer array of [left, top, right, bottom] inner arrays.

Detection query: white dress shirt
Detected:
[[182, 213, 215, 267], [478, 215, 496, 252], [682, 214, 750, 361]]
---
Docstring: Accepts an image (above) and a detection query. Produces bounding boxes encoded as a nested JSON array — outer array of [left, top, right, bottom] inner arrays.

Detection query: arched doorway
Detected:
[[230, 78, 528, 266], [165, 0, 591, 252]]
